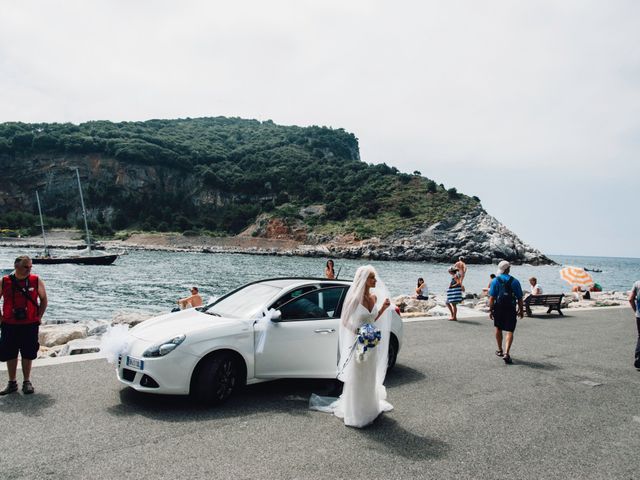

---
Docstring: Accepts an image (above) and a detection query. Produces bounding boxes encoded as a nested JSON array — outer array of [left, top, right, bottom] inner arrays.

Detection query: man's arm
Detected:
[[517, 297, 524, 319], [488, 296, 495, 320], [37, 277, 48, 319], [629, 288, 637, 313]]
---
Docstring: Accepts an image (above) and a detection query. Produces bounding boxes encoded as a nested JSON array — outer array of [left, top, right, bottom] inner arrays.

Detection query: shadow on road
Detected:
[[359, 416, 449, 460], [107, 378, 340, 421], [454, 319, 484, 326], [385, 364, 427, 388], [106, 368, 426, 422], [0, 392, 56, 417], [512, 358, 561, 370]]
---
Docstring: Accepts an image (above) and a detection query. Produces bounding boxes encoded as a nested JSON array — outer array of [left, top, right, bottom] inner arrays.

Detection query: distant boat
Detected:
[[32, 170, 119, 266], [32, 253, 118, 265], [583, 267, 602, 273]]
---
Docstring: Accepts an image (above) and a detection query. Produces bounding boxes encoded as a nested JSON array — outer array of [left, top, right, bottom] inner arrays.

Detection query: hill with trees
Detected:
[[0, 117, 479, 239]]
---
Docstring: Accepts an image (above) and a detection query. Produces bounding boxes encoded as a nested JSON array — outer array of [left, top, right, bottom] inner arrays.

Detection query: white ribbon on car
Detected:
[[99, 324, 131, 364], [253, 308, 277, 354]]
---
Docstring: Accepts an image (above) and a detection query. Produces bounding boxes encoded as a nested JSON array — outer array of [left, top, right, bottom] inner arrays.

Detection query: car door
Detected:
[[254, 286, 348, 378]]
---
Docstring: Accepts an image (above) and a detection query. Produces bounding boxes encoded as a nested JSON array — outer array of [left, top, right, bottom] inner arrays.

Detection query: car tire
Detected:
[[193, 352, 241, 405], [387, 334, 398, 370]]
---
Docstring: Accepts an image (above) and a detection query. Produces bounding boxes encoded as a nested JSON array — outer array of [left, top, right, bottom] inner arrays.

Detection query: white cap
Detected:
[[497, 260, 511, 274]]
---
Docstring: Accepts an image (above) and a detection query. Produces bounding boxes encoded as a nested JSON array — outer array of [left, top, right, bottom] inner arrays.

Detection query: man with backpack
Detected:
[[489, 260, 524, 364], [0, 255, 48, 395]]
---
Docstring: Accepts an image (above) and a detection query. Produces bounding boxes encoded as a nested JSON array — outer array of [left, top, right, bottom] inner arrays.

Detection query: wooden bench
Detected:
[[524, 294, 564, 316]]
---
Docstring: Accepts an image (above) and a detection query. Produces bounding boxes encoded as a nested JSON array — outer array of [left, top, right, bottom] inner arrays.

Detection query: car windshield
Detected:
[[206, 283, 282, 318]]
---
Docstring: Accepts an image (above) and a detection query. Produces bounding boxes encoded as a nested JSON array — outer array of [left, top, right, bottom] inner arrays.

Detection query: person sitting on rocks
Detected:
[[415, 277, 429, 300], [589, 282, 602, 292], [177, 287, 203, 309]]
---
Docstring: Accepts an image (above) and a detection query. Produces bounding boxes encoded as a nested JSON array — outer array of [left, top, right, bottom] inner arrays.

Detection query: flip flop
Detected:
[[503, 354, 513, 364], [495, 350, 504, 357]]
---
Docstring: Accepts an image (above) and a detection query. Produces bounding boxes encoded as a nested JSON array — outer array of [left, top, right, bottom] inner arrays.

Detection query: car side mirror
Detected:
[[270, 310, 282, 322]]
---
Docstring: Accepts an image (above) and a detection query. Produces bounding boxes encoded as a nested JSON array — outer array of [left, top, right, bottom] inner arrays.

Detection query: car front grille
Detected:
[[122, 369, 136, 382]]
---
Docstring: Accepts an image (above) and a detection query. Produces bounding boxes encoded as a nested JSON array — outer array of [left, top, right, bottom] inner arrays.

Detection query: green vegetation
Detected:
[[0, 117, 481, 238]]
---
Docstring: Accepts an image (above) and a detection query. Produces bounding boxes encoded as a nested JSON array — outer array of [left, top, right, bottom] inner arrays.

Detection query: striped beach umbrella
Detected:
[[559, 266, 594, 287]]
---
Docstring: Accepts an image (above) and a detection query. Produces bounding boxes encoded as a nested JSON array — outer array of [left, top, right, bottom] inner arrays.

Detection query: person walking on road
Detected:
[[627, 281, 640, 369], [0, 255, 48, 395], [489, 261, 523, 364]]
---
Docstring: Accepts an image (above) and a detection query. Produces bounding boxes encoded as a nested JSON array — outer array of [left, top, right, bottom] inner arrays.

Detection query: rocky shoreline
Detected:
[[33, 290, 629, 360], [0, 208, 554, 265]]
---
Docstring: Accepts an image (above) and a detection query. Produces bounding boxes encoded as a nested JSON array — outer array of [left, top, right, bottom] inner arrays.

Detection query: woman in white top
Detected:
[[415, 277, 428, 300], [529, 277, 542, 295]]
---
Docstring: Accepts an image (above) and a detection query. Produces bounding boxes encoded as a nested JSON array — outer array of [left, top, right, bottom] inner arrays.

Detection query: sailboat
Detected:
[[32, 169, 119, 266]]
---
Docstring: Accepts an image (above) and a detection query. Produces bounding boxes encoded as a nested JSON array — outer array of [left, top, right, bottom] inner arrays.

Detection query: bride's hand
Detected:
[[380, 298, 391, 312]]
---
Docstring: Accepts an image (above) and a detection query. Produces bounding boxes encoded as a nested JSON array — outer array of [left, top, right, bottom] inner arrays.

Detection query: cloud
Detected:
[[0, 0, 638, 256]]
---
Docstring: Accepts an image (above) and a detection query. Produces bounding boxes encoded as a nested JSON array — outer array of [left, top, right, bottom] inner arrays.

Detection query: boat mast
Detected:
[[35, 191, 49, 256], [75, 168, 92, 252]]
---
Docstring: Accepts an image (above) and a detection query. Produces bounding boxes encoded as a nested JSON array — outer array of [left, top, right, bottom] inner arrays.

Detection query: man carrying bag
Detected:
[[0, 255, 48, 395], [489, 261, 524, 365]]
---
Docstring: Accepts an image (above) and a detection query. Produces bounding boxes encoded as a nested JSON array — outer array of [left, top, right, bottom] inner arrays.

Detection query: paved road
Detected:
[[1, 307, 639, 479]]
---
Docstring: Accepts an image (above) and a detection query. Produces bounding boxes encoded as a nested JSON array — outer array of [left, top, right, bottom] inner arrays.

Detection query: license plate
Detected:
[[126, 356, 144, 370]]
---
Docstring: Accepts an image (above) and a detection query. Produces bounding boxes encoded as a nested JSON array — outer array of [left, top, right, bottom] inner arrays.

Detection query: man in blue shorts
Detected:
[[489, 261, 524, 364], [0, 255, 48, 395]]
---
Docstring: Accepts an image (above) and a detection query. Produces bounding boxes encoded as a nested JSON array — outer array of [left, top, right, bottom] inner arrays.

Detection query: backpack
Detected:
[[495, 277, 515, 306]]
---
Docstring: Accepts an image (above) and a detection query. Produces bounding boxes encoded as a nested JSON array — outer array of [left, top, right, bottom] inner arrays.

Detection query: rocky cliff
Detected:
[[238, 206, 552, 264], [321, 208, 552, 264]]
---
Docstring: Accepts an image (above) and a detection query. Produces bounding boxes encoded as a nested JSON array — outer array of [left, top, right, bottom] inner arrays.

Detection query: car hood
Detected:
[[129, 309, 247, 343]]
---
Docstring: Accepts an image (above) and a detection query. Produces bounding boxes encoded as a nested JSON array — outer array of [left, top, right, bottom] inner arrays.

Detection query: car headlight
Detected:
[[142, 334, 186, 358]]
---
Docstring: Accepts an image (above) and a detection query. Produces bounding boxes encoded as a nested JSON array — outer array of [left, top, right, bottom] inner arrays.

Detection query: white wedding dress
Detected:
[[332, 303, 393, 427], [309, 266, 394, 428]]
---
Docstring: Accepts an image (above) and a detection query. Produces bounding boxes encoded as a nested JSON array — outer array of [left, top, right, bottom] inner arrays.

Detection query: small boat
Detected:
[[583, 267, 602, 273], [31, 170, 119, 266], [32, 254, 118, 265]]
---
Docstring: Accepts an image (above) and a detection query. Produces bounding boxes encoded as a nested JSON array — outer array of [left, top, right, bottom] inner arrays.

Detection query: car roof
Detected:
[[257, 277, 351, 289]]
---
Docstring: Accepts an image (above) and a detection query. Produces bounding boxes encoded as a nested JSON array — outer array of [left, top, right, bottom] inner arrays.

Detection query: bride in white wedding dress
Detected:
[[311, 265, 394, 428]]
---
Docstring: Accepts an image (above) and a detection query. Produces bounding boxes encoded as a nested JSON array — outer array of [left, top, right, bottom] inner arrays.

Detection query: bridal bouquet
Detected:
[[356, 323, 382, 363]]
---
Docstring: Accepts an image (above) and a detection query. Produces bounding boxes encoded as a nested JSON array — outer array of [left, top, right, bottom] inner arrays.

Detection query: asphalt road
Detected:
[[1, 307, 639, 480]]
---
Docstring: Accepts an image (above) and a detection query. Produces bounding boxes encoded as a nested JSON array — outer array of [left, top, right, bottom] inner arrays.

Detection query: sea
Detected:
[[0, 247, 638, 325]]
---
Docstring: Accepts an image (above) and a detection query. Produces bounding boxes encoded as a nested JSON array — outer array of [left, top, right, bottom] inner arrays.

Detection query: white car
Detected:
[[117, 277, 404, 404]]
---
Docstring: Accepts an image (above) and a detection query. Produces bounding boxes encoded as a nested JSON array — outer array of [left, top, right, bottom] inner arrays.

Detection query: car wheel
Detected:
[[193, 352, 240, 405], [387, 335, 398, 370]]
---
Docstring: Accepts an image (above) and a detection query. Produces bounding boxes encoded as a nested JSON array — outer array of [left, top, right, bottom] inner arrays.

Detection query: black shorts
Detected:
[[0, 323, 40, 361], [493, 305, 517, 332]]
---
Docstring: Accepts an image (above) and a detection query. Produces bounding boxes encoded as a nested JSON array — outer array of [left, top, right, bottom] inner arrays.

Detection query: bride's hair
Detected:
[[340, 265, 371, 329]]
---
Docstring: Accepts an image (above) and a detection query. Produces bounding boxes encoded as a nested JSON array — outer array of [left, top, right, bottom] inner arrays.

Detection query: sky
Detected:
[[1, 1, 638, 258]]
